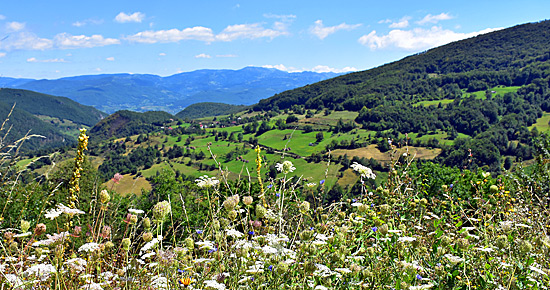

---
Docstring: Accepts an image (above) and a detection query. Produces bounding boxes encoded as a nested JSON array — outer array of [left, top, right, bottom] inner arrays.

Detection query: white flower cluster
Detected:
[[45, 203, 85, 220], [78, 242, 100, 253], [32, 231, 71, 246], [350, 162, 376, 179], [196, 175, 220, 188], [275, 160, 296, 174]]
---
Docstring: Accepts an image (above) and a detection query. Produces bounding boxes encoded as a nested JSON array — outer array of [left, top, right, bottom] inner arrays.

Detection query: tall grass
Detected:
[[0, 128, 549, 289]]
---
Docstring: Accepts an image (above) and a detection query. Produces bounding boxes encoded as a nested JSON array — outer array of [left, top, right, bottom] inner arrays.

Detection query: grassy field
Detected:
[[332, 144, 441, 163], [529, 112, 550, 132]]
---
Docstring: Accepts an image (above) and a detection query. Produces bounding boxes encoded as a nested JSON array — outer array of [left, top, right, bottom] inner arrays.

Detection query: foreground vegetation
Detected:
[[1, 127, 549, 289]]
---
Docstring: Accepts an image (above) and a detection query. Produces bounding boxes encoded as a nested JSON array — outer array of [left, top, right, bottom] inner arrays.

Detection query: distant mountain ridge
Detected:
[[0, 67, 343, 114]]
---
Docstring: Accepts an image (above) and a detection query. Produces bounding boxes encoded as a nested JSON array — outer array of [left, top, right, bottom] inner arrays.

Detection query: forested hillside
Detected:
[[254, 20, 550, 171], [0, 88, 105, 150], [175, 102, 247, 119]]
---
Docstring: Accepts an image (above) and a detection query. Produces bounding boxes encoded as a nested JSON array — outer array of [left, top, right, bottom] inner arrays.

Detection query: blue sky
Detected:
[[0, 0, 548, 79]]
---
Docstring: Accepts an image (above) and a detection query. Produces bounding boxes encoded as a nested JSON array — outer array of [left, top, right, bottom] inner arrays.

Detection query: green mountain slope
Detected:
[[252, 20, 550, 171], [0, 88, 105, 126], [90, 110, 176, 140], [254, 20, 550, 112], [0, 88, 106, 151], [175, 102, 247, 119]]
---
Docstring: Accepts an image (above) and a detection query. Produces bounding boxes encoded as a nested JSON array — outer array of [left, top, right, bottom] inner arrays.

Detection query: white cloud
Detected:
[[358, 26, 501, 51], [417, 13, 453, 25], [159, 52, 166, 56], [72, 18, 104, 27], [310, 65, 357, 73], [262, 64, 300, 72], [27, 57, 67, 63], [125, 27, 215, 43], [262, 64, 356, 73], [54, 33, 120, 49], [0, 31, 53, 50], [389, 17, 411, 29], [6, 21, 25, 32], [195, 53, 211, 59], [310, 20, 361, 40], [127, 22, 288, 44], [0, 52, 6, 57], [115, 12, 145, 23], [106, 56, 115, 61], [95, 68, 102, 72], [216, 23, 287, 41]]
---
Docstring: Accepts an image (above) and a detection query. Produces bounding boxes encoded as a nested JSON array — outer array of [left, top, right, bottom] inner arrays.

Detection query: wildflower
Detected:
[[45, 203, 85, 219], [226, 229, 244, 238], [79, 242, 100, 253], [306, 182, 316, 188], [140, 236, 161, 253], [196, 175, 220, 188], [23, 263, 56, 281], [65, 258, 87, 272], [350, 162, 376, 179], [319, 179, 325, 185], [111, 173, 123, 184], [80, 282, 103, 290], [409, 284, 435, 290], [243, 195, 253, 205], [372, 227, 378, 232], [20, 220, 31, 232], [128, 208, 144, 214], [204, 279, 226, 290], [398, 236, 416, 242], [4, 274, 23, 287], [32, 231, 70, 246], [179, 277, 193, 287], [99, 189, 110, 204], [152, 200, 171, 221], [122, 238, 131, 251], [143, 217, 151, 229], [150, 275, 169, 290], [34, 223, 46, 236], [275, 160, 296, 174], [444, 254, 465, 265], [143, 232, 153, 242], [14, 232, 32, 238]]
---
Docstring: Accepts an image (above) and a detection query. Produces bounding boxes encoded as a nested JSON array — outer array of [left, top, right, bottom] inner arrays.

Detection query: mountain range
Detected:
[[0, 67, 342, 114]]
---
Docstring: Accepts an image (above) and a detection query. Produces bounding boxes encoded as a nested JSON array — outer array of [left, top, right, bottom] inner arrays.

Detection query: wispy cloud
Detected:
[[310, 20, 361, 40], [417, 13, 453, 25], [72, 18, 104, 27], [389, 17, 411, 29], [195, 53, 211, 58], [0, 31, 53, 50], [115, 12, 145, 23], [6, 21, 25, 32], [262, 64, 356, 73], [125, 27, 215, 43], [27, 57, 67, 63], [106, 56, 115, 61], [0, 52, 6, 58], [159, 52, 166, 56], [54, 33, 120, 49], [0, 15, 6, 20], [216, 23, 287, 41], [358, 26, 501, 51], [126, 22, 289, 44]]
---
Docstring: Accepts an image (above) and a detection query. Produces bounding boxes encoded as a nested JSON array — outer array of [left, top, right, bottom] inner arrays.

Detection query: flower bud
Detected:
[[121, 238, 131, 251], [99, 189, 110, 204], [242, 196, 253, 206], [20, 220, 31, 233], [34, 223, 47, 236], [143, 232, 153, 242]]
